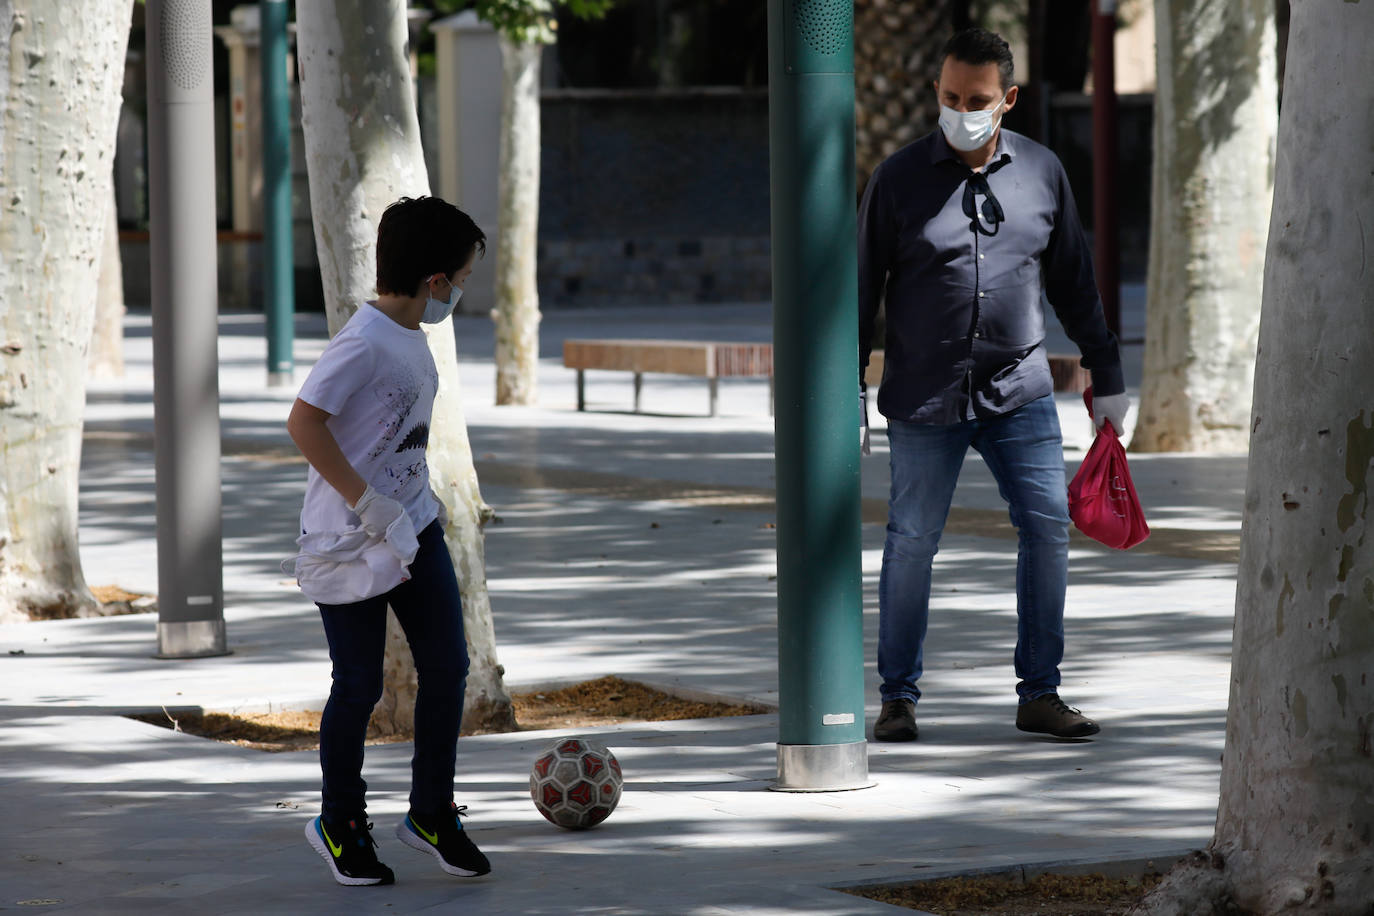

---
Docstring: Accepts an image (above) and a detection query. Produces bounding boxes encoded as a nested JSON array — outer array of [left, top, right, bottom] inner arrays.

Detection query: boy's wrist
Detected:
[[344, 481, 370, 509]]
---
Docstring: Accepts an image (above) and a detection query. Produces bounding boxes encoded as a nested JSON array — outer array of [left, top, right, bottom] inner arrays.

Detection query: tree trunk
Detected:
[[89, 182, 126, 379], [0, 0, 132, 623], [296, 0, 514, 735], [1130, 0, 1276, 453], [492, 35, 541, 407], [1133, 4, 1374, 912]]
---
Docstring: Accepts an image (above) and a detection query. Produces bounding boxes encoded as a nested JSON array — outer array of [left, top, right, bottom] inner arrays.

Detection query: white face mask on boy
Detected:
[[938, 92, 1007, 152], [421, 275, 462, 324]]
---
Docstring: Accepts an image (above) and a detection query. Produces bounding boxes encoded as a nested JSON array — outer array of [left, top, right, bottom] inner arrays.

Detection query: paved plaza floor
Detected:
[[1, 296, 1246, 913]]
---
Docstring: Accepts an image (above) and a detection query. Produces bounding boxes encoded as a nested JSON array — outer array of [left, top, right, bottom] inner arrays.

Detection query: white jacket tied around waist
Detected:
[[290, 512, 419, 606]]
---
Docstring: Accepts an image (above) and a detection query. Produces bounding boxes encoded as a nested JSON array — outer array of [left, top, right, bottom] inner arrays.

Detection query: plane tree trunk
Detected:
[[89, 183, 127, 379], [491, 34, 541, 407], [0, 0, 132, 622], [1132, 3, 1374, 911], [1130, 0, 1277, 453]]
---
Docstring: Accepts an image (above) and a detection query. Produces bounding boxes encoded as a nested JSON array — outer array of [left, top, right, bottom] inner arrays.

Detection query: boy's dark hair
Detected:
[[375, 196, 486, 297], [940, 28, 1014, 91]]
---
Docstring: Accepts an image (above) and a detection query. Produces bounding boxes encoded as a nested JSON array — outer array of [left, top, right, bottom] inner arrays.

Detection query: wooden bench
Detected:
[[865, 350, 1091, 393], [563, 339, 773, 417]]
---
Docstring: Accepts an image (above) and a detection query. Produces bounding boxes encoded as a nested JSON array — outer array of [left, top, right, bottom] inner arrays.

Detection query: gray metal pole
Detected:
[[147, 0, 228, 658], [261, 0, 294, 386]]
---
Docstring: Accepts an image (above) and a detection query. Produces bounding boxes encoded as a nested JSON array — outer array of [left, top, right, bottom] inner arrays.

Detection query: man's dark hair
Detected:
[[375, 196, 486, 296], [940, 28, 1014, 91]]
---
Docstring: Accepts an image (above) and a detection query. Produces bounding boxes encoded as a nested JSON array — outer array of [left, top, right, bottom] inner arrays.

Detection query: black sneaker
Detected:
[[305, 814, 395, 886], [396, 804, 491, 877], [1016, 693, 1101, 738], [874, 698, 919, 742]]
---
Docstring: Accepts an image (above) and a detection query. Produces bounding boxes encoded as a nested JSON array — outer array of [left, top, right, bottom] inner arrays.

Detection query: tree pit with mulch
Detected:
[[840, 870, 1166, 915], [127, 676, 772, 752]]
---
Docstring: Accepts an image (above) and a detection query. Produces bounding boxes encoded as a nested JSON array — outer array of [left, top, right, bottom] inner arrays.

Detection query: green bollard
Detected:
[[767, 0, 872, 791], [261, 0, 294, 386]]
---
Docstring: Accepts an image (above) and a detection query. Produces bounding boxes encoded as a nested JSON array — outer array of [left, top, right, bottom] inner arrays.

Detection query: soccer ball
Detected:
[[529, 737, 623, 830]]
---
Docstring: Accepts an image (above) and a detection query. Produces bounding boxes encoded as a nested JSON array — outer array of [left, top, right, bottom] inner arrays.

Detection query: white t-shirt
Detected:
[[296, 303, 442, 539]]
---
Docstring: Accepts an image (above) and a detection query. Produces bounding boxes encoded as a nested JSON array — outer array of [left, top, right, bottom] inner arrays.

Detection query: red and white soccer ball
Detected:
[[529, 737, 623, 830]]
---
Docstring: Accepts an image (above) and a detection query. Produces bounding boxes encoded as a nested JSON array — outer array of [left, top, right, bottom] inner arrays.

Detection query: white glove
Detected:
[[350, 485, 419, 566], [1092, 392, 1130, 436]]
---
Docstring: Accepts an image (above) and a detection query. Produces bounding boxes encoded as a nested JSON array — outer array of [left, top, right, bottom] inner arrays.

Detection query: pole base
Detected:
[[267, 370, 294, 388], [155, 620, 230, 659], [772, 740, 874, 792]]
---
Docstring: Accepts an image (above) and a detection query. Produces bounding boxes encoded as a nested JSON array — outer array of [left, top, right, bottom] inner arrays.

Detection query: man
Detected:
[[859, 28, 1127, 742]]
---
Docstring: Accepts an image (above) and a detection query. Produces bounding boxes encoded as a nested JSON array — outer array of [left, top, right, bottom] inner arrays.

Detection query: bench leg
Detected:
[[709, 378, 719, 417], [633, 373, 642, 413], [576, 370, 585, 411]]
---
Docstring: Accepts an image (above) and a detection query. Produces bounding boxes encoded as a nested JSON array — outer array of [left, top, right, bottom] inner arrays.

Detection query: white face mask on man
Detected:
[[938, 92, 1007, 152], [421, 275, 463, 324]]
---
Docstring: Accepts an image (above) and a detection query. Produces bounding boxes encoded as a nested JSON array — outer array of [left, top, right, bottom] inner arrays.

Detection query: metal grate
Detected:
[[159, 0, 211, 91], [792, 0, 851, 57]]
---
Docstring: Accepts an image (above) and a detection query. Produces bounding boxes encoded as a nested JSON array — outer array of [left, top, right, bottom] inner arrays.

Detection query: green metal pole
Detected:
[[768, 0, 871, 791], [261, 0, 294, 385]]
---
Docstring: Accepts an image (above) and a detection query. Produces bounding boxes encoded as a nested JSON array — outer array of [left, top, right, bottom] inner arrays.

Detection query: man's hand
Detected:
[[860, 386, 872, 456], [1092, 392, 1130, 436], [351, 485, 419, 564]]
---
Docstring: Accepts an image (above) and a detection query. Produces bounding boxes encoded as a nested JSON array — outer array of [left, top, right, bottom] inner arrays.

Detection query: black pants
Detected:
[[316, 521, 469, 822]]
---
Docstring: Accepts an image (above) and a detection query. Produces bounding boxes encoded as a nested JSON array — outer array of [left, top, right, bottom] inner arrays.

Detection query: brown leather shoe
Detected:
[[874, 698, 918, 742], [1016, 694, 1100, 738]]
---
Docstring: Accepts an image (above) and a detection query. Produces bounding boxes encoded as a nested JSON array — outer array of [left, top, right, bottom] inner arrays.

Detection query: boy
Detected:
[[287, 196, 490, 886]]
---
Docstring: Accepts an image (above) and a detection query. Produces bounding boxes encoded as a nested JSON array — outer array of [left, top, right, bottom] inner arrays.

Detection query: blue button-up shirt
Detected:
[[858, 128, 1123, 425]]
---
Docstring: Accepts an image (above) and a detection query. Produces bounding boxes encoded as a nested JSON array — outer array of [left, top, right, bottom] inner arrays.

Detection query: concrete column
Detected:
[[214, 7, 262, 317], [214, 6, 263, 233], [431, 11, 502, 317]]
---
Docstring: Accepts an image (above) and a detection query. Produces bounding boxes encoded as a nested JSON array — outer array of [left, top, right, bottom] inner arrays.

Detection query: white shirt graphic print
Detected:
[[296, 303, 442, 540]]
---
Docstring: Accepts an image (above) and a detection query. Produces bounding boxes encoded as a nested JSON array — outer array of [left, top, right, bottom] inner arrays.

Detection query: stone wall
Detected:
[[537, 88, 772, 307]]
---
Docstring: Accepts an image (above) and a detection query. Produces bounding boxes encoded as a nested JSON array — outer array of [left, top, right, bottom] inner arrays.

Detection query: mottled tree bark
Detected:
[[1132, 3, 1374, 912], [492, 35, 541, 407], [296, 0, 514, 735], [0, 1, 132, 622], [1131, 0, 1276, 453], [89, 184, 127, 379]]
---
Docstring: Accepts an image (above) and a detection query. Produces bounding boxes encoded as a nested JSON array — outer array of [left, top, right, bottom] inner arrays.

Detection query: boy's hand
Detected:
[[351, 485, 419, 565], [351, 485, 405, 538]]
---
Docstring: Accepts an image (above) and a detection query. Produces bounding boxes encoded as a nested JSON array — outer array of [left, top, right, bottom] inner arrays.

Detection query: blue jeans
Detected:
[[316, 520, 469, 823], [879, 394, 1069, 705]]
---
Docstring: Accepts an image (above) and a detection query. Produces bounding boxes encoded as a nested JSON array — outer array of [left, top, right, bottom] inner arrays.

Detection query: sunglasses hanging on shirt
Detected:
[[961, 154, 1011, 236], [963, 172, 1005, 236]]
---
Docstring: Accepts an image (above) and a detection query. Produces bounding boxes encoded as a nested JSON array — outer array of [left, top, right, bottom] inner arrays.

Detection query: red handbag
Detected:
[[1068, 388, 1150, 549]]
